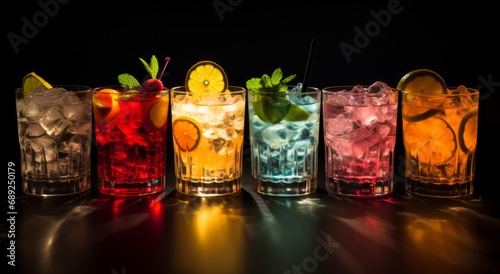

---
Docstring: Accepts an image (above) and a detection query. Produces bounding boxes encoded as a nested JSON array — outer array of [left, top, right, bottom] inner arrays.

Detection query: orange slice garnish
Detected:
[[93, 88, 120, 124], [172, 116, 202, 151], [404, 116, 457, 164]]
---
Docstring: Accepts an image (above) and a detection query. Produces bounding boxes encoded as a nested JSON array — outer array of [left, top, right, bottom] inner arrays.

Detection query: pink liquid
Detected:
[[322, 89, 397, 197]]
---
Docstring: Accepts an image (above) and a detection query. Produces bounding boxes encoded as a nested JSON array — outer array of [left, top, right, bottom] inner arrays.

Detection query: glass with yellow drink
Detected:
[[399, 69, 479, 198], [170, 61, 246, 196]]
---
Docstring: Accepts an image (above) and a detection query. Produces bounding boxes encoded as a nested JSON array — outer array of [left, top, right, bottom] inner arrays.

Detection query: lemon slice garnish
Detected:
[[398, 69, 447, 122], [185, 60, 228, 93]]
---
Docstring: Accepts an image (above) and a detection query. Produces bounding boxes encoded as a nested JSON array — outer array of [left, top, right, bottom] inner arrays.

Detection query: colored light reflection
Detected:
[[402, 210, 482, 271], [172, 197, 247, 273]]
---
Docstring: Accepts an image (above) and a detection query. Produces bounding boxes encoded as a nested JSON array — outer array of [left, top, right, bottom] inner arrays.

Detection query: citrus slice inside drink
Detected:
[[284, 104, 310, 122], [172, 116, 202, 151], [22, 72, 53, 97], [398, 69, 447, 122], [458, 109, 478, 154], [186, 60, 228, 93], [404, 116, 457, 164], [93, 88, 120, 124], [144, 96, 169, 129]]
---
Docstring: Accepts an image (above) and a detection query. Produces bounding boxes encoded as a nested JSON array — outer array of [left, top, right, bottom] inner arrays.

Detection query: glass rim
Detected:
[[170, 85, 246, 94], [401, 87, 480, 97], [248, 85, 320, 96], [322, 85, 398, 93], [92, 85, 169, 94], [16, 85, 92, 94]]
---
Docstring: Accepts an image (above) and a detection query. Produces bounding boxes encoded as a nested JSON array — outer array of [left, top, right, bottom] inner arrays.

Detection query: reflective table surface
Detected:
[[2, 172, 499, 274]]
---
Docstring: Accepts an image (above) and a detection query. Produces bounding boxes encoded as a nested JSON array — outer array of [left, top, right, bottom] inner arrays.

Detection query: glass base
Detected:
[[406, 178, 473, 198], [252, 178, 317, 197], [23, 173, 91, 197], [326, 178, 393, 198], [176, 177, 242, 197], [98, 176, 166, 197]]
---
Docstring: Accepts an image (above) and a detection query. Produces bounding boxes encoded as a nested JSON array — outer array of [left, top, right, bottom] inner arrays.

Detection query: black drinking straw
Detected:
[[301, 39, 318, 92]]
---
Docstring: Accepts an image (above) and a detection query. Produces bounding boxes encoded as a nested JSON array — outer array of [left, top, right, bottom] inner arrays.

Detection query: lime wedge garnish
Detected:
[[252, 95, 290, 124], [22, 72, 53, 97], [284, 104, 310, 122]]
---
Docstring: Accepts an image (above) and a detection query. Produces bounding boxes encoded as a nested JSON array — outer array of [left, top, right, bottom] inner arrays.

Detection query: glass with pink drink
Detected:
[[322, 82, 398, 198]]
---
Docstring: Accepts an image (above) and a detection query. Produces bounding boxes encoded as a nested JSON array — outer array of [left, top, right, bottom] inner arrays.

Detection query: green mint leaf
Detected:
[[246, 78, 262, 91], [246, 68, 296, 93], [281, 74, 296, 84], [118, 73, 141, 89], [139, 55, 159, 79], [271, 68, 283, 85], [278, 83, 289, 92], [261, 74, 272, 88]]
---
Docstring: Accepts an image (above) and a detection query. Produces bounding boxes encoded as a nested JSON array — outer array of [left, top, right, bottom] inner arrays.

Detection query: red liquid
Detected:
[[94, 91, 168, 196]]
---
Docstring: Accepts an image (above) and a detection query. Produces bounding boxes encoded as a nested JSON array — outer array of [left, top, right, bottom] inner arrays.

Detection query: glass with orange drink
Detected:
[[170, 61, 246, 196], [399, 69, 479, 198]]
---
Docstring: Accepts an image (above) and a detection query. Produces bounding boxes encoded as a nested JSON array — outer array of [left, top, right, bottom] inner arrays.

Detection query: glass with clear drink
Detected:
[[16, 84, 92, 196]]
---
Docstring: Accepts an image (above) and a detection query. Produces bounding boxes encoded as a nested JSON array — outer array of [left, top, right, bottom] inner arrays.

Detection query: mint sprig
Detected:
[[139, 55, 159, 80], [118, 55, 160, 89], [118, 73, 141, 89], [246, 68, 296, 93]]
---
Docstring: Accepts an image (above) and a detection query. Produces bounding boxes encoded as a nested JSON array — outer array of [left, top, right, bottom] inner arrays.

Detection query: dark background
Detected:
[[4, 0, 499, 199]]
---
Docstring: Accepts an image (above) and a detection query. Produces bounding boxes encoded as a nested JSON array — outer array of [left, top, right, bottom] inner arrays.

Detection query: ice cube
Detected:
[[347, 105, 378, 127], [378, 124, 390, 139], [30, 87, 65, 107], [23, 135, 58, 163], [63, 102, 91, 121], [325, 115, 353, 135], [68, 134, 88, 156], [67, 120, 92, 135], [352, 133, 381, 160], [261, 124, 289, 149], [17, 98, 41, 119], [367, 81, 392, 93], [25, 123, 46, 137], [449, 85, 474, 107], [61, 92, 82, 104], [350, 85, 365, 93], [211, 138, 227, 153], [232, 117, 245, 131], [290, 126, 310, 140], [451, 85, 470, 95], [39, 107, 72, 138]]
